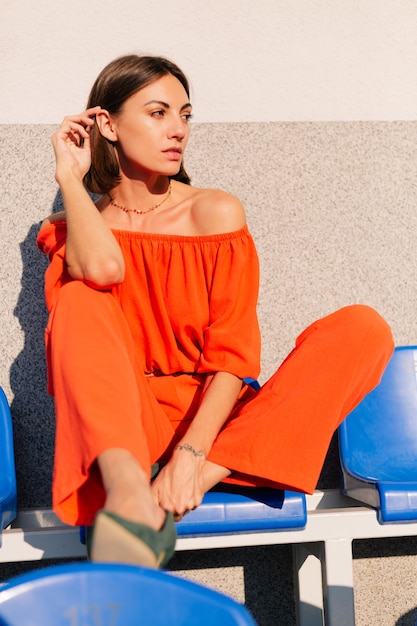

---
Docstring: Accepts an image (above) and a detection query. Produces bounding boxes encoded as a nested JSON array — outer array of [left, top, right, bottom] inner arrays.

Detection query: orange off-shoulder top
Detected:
[[37, 222, 262, 380]]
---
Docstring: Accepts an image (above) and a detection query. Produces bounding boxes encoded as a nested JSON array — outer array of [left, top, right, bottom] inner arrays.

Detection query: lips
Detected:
[[163, 147, 183, 161]]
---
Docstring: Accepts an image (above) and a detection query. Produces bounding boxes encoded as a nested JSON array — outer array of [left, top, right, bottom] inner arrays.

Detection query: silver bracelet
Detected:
[[174, 443, 206, 458]]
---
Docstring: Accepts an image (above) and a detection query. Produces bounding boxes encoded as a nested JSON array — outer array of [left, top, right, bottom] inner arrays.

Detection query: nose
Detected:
[[168, 115, 187, 141]]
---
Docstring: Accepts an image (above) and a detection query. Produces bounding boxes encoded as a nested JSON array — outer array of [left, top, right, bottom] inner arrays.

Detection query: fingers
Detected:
[[150, 453, 207, 520], [165, 489, 203, 518], [51, 108, 102, 181], [53, 107, 102, 144], [62, 106, 101, 129]]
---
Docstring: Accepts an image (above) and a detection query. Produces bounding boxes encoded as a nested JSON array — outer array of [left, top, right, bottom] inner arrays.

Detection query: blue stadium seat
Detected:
[[176, 486, 306, 536], [339, 346, 417, 523], [0, 562, 257, 625], [0, 387, 17, 536]]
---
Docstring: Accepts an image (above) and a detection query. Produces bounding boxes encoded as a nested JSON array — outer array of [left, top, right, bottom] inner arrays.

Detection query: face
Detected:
[[106, 74, 192, 179]]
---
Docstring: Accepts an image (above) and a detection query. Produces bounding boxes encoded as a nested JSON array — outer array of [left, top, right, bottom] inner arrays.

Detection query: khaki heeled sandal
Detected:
[[87, 510, 176, 568]]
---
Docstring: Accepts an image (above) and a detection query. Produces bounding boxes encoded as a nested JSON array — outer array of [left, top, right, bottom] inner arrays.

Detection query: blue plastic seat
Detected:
[[0, 562, 257, 625], [0, 387, 17, 536], [176, 486, 306, 536], [339, 346, 417, 523]]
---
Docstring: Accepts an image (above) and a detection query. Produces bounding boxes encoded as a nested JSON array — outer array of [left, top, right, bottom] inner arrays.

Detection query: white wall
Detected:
[[1, 0, 416, 124]]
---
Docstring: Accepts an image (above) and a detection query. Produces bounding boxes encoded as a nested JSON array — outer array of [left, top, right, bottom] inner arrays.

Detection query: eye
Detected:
[[151, 110, 165, 118], [182, 112, 193, 122]]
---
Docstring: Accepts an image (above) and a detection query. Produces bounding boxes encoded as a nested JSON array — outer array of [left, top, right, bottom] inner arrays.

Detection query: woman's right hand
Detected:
[[51, 107, 101, 184]]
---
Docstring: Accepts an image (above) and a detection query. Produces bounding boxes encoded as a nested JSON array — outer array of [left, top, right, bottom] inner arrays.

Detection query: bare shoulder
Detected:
[[190, 188, 246, 234], [40, 210, 66, 229]]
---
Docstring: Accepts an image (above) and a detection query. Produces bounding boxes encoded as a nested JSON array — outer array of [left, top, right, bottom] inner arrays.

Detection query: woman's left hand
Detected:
[[151, 445, 206, 519]]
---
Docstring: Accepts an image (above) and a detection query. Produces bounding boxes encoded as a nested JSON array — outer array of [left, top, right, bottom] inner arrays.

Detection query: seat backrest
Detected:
[[339, 346, 417, 482], [0, 387, 17, 533], [0, 562, 257, 626]]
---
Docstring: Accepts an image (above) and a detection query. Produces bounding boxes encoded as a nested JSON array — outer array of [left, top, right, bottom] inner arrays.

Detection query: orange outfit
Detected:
[[37, 221, 394, 526]]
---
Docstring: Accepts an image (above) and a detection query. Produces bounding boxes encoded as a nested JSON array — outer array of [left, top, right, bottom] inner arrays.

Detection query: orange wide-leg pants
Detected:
[[46, 281, 394, 525]]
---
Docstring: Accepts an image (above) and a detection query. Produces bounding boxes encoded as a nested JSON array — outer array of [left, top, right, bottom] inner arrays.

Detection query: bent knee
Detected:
[[336, 304, 394, 352], [338, 304, 390, 331]]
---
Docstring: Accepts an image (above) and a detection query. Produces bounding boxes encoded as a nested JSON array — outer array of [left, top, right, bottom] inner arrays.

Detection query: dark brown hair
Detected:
[[84, 54, 191, 194]]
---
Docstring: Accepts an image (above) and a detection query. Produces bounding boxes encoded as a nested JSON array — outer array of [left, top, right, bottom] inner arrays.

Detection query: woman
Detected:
[[37, 54, 394, 568]]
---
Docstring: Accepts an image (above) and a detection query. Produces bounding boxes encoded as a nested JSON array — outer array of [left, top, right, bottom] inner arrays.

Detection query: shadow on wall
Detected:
[[396, 608, 417, 626], [9, 192, 78, 509], [10, 222, 55, 509]]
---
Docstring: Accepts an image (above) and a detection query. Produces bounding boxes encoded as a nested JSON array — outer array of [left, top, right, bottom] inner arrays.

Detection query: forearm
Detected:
[[51, 107, 125, 289], [152, 371, 241, 516], [60, 173, 125, 288], [179, 371, 243, 456]]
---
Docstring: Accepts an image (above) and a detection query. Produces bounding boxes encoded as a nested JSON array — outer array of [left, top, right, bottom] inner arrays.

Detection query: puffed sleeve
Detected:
[[198, 227, 261, 379], [36, 221, 70, 312]]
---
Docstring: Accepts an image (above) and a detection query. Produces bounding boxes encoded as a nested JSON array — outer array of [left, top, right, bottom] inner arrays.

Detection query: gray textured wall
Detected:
[[1, 122, 417, 624]]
